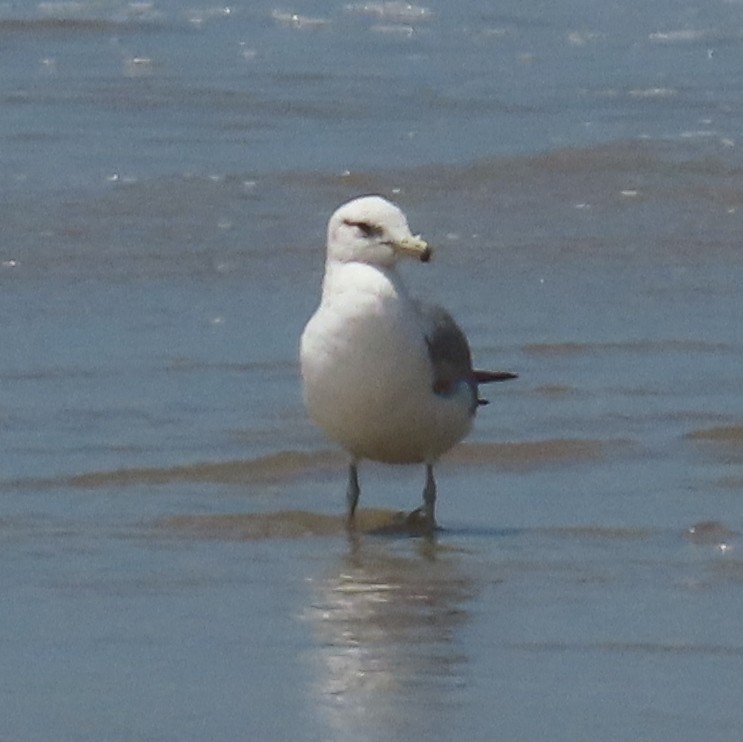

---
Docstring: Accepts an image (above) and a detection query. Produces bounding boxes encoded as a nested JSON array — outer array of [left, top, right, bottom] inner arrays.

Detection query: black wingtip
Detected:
[[474, 370, 518, 384]]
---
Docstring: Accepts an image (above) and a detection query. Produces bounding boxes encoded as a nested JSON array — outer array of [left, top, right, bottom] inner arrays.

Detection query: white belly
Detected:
[[300, 263, 473, 464]]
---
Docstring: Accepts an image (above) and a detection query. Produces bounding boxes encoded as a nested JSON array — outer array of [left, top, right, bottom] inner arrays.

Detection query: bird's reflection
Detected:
[[302, 535, 477, 741]]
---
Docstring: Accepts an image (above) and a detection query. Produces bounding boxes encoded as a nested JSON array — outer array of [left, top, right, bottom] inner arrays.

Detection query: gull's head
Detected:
[[326, 195, 431, 267]]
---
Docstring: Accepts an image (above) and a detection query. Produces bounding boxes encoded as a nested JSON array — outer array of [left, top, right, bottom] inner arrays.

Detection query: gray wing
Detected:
[[416, 301, 474, 393], [416, 301, 517, 411]]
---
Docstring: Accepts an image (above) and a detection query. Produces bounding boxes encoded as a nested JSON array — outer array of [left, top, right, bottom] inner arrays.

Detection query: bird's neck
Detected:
[[322, 259, 409, 304]]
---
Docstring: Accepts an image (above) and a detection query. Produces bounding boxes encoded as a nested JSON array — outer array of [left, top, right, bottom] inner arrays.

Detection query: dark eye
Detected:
[[344, 219, 382, 238]]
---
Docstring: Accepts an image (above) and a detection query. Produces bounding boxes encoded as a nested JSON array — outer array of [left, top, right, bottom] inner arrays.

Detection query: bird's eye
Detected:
[[344, 219, 382, 238]]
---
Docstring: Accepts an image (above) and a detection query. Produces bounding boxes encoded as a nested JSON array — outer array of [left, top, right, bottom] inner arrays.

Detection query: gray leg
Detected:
[[423, 463, 436, 531], [346, 461, 360, 524]]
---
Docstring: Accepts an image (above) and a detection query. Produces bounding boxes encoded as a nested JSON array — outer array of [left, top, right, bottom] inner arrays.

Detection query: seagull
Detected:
[[300, 195, 516, 533]]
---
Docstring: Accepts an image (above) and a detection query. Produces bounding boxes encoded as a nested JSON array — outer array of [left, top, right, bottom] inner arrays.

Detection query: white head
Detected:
[[326, 195, 431, 267]]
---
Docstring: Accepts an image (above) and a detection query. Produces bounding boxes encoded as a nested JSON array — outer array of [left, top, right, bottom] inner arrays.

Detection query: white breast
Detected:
[[300, 261, 473, 464]]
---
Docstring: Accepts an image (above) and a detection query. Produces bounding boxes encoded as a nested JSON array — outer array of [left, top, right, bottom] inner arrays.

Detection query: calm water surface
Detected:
[[2, 1, 743, 740]]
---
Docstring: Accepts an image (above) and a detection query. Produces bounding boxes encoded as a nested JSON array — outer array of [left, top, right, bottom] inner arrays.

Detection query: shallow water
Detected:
[[2, 1, 743, 740]]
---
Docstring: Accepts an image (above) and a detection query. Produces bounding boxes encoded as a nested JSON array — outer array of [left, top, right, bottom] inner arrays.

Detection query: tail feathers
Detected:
[[474, 369, 517, 407], [474, 370, 518, 384]]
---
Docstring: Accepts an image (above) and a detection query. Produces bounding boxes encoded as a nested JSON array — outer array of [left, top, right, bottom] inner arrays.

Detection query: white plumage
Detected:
[[300, 195, 515, 532]]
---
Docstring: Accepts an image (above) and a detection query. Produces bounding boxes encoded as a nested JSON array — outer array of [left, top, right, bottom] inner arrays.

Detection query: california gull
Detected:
[[300, 195, 516, 533]]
